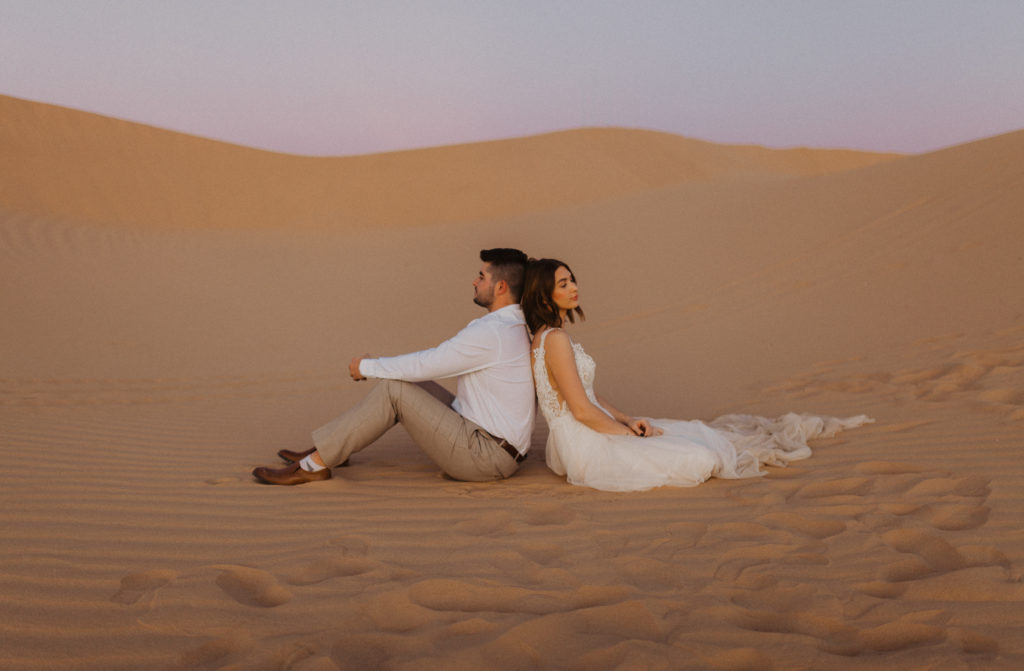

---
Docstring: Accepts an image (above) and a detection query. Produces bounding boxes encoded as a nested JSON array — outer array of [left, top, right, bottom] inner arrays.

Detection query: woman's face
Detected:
[[551, 265, 579, 313]]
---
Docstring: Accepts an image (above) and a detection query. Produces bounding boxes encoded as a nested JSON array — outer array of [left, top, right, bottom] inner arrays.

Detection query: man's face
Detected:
[[473, 262, 496, 308]]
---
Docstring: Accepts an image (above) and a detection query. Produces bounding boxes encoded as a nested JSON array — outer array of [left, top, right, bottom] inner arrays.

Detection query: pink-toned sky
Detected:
[[2, 1, 1022, 156]]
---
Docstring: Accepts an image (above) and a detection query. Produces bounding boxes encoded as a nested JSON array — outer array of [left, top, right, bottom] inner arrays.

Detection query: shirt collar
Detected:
[[487, 304, 526, 323]]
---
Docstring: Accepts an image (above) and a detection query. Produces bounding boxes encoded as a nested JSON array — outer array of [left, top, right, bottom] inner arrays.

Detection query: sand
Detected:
[[1, 93, 1022, 670]]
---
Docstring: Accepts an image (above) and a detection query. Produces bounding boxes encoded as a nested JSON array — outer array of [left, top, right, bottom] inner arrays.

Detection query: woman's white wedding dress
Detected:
[[533, 329, 873, 492]]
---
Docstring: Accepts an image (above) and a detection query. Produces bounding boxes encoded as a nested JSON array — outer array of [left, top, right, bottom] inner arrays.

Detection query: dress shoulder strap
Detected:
[[535, 327, 562, 352]]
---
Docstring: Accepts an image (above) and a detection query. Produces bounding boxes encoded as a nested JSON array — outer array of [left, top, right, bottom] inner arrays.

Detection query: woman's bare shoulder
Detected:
[[533, 326, 568, 344], [540, 328, 574, 357]]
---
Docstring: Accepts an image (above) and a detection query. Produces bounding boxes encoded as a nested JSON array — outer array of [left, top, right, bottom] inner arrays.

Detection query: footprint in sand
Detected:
[[522, 502, 577, 526], [756, 512, 847, 540], [891, 365, 953, 386], [718, 602, 859, 651], [950, 628, 1000, 654], [665, 521, 707, 547], [407, 577, 565, 615], [910, 364, 991, 402], [486, 551, 580, 590], [855, 617, 947, 653], [729, 583, 817, 613], [176, 631, 252, 671], [870, 475, 937, 497], [453, 511, 516, 536], [904, 475, 991, 498], [591, 529, 658, 556], [854, 580, 908, 598], [958, 545, 1012, 569], [326, 535, 370, 556], [874, 528, 1011, 585], [916, 502, 991, 530], [612, 556, 684, 591], [407, 578, 630, 620], [854, 460, 922, 474], [712, 544, 803, 582], [721, 601, 949, 657], [287, 556, 380, 586], [111, 568, 177, 605], [212, 565, 292, 607], [978, 388, 1024, 404], [977, 387, 1024, 421], [707, 521, 788, 543], [952, 475, 992, 497], [864, 466, 992, 531], [881, 528, 967, 571], [879, 556, 936, 583], [517, 542, 566, 565], [792, 476, 873, 499]]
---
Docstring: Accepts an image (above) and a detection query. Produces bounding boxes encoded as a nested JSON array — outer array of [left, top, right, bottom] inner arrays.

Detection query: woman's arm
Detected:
[[597, 395, 664, 437], [595, 394, 632, 425], [543, 331, 633, 436]]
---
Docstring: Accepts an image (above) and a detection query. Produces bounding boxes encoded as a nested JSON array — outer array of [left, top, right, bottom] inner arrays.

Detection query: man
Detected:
[[252, 248, 535, 485]]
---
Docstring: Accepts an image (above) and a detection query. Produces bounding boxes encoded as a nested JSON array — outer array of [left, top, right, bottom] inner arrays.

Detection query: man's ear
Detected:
[[494, 279, 509, 296]]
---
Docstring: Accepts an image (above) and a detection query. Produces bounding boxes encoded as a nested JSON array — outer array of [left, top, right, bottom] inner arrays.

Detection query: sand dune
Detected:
[[1, 97, 1022, 670], [1, 94, 899, 230]]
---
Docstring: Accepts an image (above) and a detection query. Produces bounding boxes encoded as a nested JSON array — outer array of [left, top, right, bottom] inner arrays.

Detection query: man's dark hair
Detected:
[[480, 248, 528, 301]]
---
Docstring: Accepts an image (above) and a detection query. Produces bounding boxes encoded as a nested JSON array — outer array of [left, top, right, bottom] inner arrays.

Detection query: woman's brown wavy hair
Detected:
[[521, 258, 585, 334]]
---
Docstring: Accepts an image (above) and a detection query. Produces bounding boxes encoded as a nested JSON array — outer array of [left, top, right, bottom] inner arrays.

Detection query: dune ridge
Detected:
[[1, 97, 1022, 670], [1, 94, 900, 229]]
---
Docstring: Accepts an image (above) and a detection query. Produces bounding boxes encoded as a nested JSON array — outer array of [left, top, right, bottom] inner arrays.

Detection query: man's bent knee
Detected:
[[376, 378, 414, 404]]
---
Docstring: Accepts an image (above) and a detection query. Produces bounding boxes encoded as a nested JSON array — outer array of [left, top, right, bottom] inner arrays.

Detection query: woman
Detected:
[[521, 258, 872, 492]]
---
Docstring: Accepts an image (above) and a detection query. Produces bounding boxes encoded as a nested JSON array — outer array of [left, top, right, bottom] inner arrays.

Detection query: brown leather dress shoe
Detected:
[[252, 461, 332, 485], [278, 447, 349, 467]]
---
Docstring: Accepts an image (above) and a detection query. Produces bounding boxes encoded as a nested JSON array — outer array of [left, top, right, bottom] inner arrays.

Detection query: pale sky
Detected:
[[2, 0, 1022, 156]]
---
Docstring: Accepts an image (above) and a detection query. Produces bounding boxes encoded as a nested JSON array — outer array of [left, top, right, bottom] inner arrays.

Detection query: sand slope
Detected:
[[0, 94, 899, 230], [1, 97, 1022, 670]]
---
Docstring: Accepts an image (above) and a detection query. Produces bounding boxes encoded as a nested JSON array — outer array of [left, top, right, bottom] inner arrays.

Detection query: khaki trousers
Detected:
[[312, 379, 521, 481]]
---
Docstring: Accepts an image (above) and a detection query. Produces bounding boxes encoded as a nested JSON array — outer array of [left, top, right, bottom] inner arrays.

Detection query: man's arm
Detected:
[[353, 320, 501, 383]]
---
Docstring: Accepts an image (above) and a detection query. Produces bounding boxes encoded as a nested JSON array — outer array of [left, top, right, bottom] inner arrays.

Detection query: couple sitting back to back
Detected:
[[253, 249, 871, 492]]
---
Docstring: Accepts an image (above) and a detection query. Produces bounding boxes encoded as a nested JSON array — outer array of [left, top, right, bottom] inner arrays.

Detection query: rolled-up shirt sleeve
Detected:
[[358, 319, 500, 382]]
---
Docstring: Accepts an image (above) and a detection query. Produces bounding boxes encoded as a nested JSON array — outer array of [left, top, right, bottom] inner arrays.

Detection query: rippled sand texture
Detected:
[[2, 94, 1022, 670]]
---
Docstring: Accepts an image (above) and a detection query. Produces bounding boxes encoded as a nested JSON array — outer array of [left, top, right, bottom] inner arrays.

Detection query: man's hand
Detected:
[[349, 354, 371, 381]]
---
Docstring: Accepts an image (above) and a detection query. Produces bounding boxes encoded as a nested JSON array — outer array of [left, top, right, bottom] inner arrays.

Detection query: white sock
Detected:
[[299, 455, 326, 472]]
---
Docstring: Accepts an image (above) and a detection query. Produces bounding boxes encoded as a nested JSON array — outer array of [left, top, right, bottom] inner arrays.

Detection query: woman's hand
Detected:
[[628, 418, 664, 438]]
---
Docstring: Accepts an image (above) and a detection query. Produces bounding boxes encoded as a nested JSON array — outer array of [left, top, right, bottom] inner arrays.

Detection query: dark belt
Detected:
[[496, 437, 527, 463]]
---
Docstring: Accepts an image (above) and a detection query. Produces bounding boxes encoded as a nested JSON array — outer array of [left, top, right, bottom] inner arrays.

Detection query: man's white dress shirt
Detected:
[[358, 304, 535, 453]]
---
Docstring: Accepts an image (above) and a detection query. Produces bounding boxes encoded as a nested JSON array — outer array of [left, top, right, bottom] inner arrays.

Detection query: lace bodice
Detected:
[[532, 329, 600, 423]]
